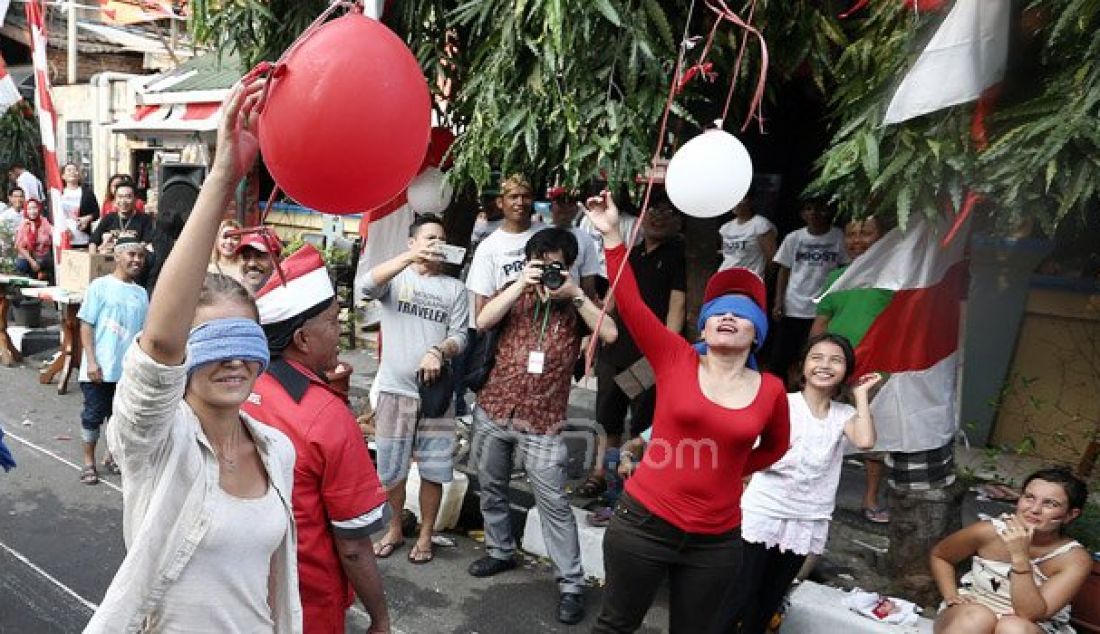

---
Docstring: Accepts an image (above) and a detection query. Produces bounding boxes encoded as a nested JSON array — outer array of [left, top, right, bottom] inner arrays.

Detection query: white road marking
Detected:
[[0, 539, 99, 613], [4, 430, 123, 494]]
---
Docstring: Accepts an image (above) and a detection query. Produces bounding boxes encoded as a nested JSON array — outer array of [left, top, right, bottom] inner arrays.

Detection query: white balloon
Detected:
[[664, 130, 754, 218], [406, 167, 454, 215]]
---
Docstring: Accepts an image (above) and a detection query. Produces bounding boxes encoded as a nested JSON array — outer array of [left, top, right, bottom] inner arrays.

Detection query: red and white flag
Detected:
[[817, 214, 971, 451], [26, 0, 68, 264], [884, 0, 1010, 125], [0, 52, 22, 111]]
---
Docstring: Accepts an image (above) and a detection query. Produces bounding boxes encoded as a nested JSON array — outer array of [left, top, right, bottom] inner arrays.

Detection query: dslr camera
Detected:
[[538, 261, 567, 290]]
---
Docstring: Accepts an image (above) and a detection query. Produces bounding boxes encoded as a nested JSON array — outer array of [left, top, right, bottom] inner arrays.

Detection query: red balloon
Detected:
[[902, 0, 947, 11], [258, 14, 431, 215]]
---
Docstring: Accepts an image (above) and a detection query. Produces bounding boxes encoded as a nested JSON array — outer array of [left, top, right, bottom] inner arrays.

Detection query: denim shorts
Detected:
[[80, 381, 117, 431]]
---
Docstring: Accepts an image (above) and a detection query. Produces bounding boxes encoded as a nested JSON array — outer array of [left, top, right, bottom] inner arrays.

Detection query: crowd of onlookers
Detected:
[[7, 84, 1094, 634], [1, 162, 153, 285]]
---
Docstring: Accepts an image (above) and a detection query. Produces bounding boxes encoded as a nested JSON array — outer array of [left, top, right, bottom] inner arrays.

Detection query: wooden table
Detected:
[[21, 287, 83, 395], [0, 274, 48, 366]]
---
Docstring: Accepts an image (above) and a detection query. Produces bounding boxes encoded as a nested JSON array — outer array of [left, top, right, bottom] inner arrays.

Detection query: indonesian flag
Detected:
[[817, 214, 970, 451], [25, 1, 67, 265], [0, 52, 22, 110], [883, 0, 1010, 125]]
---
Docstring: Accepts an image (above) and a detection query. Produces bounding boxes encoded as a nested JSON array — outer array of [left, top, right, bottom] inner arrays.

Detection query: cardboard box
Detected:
[[59, 251, 115, 292]]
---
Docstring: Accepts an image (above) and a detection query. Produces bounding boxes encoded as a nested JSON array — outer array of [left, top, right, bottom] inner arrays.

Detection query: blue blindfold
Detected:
[[187, 317, 270, 375], [693, 295, 769, 370]]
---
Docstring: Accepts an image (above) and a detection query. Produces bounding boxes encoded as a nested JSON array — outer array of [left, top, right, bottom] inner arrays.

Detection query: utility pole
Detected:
[[66, 0, 77, 84]]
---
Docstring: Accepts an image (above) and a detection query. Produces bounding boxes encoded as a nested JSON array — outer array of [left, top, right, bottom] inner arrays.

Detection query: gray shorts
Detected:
[[374, 391, 455, 488]]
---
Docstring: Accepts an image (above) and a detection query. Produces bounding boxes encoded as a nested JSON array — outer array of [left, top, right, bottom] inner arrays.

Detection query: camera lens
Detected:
[[541, 262, 564, 290]]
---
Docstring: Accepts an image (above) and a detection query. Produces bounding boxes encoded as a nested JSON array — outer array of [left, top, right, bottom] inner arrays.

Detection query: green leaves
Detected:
[[594, 0, 622, 27], [0, 105, 43, 182]]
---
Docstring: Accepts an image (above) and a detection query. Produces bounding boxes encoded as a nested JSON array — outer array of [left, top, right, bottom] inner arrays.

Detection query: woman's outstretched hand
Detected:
[[213, 76, 266, 182], [583, 190, 623, 248]]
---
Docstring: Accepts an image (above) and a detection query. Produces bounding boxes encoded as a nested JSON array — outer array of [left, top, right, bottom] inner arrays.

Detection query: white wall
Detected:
[[53, 79, 139, 200]]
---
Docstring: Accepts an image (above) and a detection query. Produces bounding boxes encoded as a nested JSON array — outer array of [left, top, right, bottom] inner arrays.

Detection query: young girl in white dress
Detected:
[[719, 332, 882, 633]]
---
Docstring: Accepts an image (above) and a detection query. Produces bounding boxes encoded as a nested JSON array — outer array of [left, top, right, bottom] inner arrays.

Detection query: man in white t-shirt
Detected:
[[770, 200, 848, 382], [466, 175, 588, 315], [7, 163, 44, 204], [548, 186, 600, 298], [466, 174, 543, 320], [0, 186, 24, 229], [718, 190, 777, 277]]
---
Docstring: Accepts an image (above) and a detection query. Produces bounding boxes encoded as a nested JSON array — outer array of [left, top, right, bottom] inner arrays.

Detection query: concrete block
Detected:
[[778, 581, 933, 633], [13, 327, 59, 357], [521, 505, 606, 582], [403, 464, 469, 531]]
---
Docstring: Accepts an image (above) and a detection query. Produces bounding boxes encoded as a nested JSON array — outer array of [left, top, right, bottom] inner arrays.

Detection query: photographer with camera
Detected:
[[467, 227, 617, 625]]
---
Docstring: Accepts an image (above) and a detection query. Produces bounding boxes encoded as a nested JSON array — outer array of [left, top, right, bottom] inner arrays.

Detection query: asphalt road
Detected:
[[0, 356, 669, 633]]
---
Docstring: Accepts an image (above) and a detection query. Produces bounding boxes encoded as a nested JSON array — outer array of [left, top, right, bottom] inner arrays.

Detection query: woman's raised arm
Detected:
[[140, 79, 264, 365]]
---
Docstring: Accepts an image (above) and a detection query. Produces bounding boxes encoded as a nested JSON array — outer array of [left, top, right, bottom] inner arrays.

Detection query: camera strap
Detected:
[[531, 297, 552, 351]]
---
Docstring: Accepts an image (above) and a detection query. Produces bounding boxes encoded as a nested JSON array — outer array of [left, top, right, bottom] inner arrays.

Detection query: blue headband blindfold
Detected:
[[187, 317, 270, 375], [693, 295, 769, 370]]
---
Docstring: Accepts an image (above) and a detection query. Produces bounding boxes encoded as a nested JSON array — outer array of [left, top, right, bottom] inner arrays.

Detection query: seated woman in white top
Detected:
[[931, 467, 1091, 634], [86, 78, 302, 633]]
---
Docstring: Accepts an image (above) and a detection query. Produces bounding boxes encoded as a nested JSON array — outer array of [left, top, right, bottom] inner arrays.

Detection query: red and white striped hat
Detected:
[[254, 244, 335, 326]]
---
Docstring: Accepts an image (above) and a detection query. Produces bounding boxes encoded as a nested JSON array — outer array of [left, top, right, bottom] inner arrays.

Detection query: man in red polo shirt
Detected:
[[243, 244, 391, 634]]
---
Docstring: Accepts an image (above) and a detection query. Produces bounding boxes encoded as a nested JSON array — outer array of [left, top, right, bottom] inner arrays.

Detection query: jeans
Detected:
[[593, 492, 743, 633], [80, 381, 117, 443], [716, 539, 807, 633], [471, 405, 584, 594], [15, 255, 52, 280]]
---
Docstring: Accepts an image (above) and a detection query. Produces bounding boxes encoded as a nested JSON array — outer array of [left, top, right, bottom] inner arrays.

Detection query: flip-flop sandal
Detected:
[[408, 544, 434, 564], [373, 540, 404, 559], [81, 465, 99, 485], [102, 459, 122, 475]]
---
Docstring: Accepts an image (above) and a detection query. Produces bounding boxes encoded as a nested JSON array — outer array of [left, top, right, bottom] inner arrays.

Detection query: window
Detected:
[[65, 120, 93, 186]]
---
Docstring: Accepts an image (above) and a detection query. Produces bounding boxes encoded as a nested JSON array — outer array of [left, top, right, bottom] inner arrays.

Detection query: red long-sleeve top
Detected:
[[607, 243, 790, 534]]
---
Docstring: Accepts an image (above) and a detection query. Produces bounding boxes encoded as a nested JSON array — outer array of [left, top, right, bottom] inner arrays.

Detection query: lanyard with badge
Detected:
[[528, 297, 551, 374]]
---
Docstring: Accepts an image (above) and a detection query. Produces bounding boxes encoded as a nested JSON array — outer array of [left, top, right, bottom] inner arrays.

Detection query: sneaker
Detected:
[[557, 592, 585, 624], [467, 555, 517, 578]]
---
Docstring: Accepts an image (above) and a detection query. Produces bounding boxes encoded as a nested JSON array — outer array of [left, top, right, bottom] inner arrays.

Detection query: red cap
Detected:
[[703, 267, 767, 309], [547, 186, 570, 201], [235, 230, 284, 257]]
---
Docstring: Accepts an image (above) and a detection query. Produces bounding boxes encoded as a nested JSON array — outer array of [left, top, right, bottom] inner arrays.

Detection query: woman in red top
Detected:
[[585, 191, 790, 633], [15, 198, 54, 281]]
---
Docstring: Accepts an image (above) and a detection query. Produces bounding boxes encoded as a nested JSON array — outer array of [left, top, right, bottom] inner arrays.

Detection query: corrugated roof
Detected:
[[151, 52, 241, 93]]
